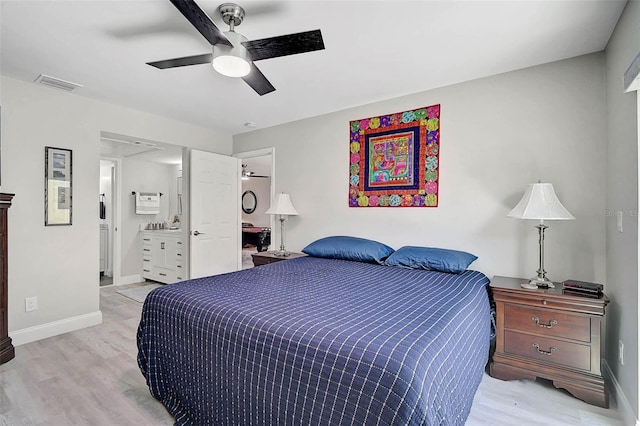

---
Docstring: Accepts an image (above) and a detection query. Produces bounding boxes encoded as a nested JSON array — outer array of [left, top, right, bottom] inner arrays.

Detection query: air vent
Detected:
[[34, 74, 83, 92]]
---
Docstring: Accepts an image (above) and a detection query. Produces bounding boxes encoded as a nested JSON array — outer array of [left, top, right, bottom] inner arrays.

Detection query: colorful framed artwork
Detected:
[[45, 146, 72, 226], [349, 104, 440, 207]]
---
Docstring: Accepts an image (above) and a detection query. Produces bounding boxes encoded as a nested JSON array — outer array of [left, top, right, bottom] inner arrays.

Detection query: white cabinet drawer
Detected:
[[141, 231, 184, 284]]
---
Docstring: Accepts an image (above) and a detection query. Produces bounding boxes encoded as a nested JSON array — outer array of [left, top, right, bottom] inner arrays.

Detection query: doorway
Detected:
[[234, 148, 275, 269], [99, 160, 116, 286], [100, 131, 183, 287]]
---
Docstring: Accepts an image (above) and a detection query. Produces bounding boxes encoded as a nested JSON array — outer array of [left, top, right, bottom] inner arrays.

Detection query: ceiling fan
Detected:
[[242, 164, 269, 179], [147, 0, 325, 95]]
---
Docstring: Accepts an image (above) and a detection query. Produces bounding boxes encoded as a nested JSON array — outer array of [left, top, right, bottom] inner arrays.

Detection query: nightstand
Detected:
[[490, 275, 609, 408], [251, 251, 307, 267]]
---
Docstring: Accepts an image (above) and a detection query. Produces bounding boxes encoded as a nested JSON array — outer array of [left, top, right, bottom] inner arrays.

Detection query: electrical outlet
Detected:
[[25, 297, 38, 312], [619, 339, 624, 365]]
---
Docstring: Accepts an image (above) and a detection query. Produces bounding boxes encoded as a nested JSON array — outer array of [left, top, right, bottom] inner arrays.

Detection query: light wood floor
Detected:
[[0, 283, 626, 425]]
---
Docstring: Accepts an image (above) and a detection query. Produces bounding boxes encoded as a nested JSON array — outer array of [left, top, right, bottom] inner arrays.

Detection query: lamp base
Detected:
[[529, 277, 555, 289], [271, 250, 291, 257]]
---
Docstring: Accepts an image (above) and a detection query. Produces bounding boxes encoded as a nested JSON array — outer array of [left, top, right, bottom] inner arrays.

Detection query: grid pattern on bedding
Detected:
[[137, 257, 491, 425]]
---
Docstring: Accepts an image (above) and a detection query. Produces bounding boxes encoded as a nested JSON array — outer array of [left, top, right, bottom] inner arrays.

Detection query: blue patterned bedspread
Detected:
[[137, 257, 491, 425]]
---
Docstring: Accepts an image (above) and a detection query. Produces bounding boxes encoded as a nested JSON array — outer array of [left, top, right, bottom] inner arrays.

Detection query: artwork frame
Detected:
[[45, 146, 72, 226], [349, 104, 440, 207]]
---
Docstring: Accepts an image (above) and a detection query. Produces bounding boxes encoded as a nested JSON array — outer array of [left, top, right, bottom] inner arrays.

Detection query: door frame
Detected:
[[99, 156, 122, 285], [233, 148, 276, 250]]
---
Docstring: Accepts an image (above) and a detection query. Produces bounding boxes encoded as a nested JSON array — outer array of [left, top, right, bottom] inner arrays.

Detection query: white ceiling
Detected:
[[0, 0, 627, 137]]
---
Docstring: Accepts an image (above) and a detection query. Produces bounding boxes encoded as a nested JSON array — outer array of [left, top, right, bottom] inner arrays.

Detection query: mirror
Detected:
[[177, 176, 183, 215], [242, 190, 257, 214]]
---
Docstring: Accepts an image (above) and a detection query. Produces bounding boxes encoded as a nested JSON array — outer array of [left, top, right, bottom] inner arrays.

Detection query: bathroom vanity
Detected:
[[140, 230, 185, 284]]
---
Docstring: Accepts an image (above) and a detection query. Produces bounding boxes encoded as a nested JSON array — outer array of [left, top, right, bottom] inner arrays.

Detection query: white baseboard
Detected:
[[603, 360, 639, 425], [9, 311, 103, 346], [116, 274, 143, 286]]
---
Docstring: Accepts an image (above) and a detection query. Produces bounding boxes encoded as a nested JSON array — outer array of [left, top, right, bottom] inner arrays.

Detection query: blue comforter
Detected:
[[137, 257, 491, 425]]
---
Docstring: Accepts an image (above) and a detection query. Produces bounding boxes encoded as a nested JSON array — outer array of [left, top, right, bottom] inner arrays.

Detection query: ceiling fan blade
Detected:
[[147, 53, 213, 69], [242, 29, 324, 62], [241, 63, 275, 96], [169, 0, 232, 47]]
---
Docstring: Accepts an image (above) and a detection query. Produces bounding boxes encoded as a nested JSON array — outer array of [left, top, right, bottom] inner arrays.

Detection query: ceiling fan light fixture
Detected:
[[212, 31, 251, 78], [213, 56, 250, 77]]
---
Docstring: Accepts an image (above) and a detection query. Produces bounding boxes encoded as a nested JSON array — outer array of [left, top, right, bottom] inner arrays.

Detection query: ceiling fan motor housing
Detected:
[[219, 3, 245, 27]]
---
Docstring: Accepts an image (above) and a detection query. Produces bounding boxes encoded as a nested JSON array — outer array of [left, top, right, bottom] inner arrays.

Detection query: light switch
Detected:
[[617, 211, 624, 233]]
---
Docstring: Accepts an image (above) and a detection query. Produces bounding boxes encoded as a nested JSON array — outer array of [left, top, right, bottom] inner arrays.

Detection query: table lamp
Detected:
[[265, 193, 299, 256], [508, 182, 574, 289]]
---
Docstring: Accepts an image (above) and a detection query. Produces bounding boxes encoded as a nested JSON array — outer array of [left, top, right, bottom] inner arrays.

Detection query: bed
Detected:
[[137, 253, 491, 425]]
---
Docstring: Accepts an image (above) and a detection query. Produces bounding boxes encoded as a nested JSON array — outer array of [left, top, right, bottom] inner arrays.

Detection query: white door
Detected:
[[190, 149, 240, 278]]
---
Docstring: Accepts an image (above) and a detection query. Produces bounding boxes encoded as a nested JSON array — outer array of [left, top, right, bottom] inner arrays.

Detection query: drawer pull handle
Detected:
[[531, 317, 558, 328], [542, 299, 548, 305], [532, 343, 557, 356]]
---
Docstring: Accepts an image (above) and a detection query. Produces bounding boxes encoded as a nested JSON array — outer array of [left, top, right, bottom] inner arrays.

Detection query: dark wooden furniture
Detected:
[[0, 193, 14, 365], [490, 275, 609, 408], [251, 251, 306, 266], [242, 226, 271, 252]]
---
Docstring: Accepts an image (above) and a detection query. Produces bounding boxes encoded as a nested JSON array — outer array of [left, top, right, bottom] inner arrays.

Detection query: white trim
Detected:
[[623, 50, 640, 93], [637, 94, 640, 426], [116, 274, 143, 286], [100, 155, 122, 285], [234, 147, 274, 159], [603, 360, 639, 425], [9, 311, 103, 346]]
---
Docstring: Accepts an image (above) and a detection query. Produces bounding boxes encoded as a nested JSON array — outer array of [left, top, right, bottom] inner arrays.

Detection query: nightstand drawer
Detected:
[[505, 304, 590, 342], [504, 330, 591, 370]]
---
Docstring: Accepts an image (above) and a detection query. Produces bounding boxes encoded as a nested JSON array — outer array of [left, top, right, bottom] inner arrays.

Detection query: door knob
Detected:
[[193, 230, 205, 236]]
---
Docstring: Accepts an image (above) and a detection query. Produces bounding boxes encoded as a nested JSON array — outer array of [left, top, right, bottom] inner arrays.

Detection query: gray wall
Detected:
[[242, 177, 271, 227], [1, 75, 232, 341], [604, 0, 640, 420], [120, 158, 175, 277], [234, 53, 608, 285]]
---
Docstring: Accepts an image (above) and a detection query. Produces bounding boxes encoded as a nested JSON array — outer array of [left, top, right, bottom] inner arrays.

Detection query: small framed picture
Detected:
[[45, 146, 72, 226]]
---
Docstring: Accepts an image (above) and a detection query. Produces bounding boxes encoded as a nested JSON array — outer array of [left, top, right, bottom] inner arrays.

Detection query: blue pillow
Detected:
[[384, 246, 477, 274], [302, 236, 394, 265]]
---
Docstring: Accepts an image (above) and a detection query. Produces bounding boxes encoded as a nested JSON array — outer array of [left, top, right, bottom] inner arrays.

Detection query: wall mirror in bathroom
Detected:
[[242, 190, 257, 214], [177, 176, 183, 215]]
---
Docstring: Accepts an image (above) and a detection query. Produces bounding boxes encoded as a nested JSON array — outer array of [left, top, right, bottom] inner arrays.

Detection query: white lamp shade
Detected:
[[265, 193, 299, 216], [507, 183, 575, 220]]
